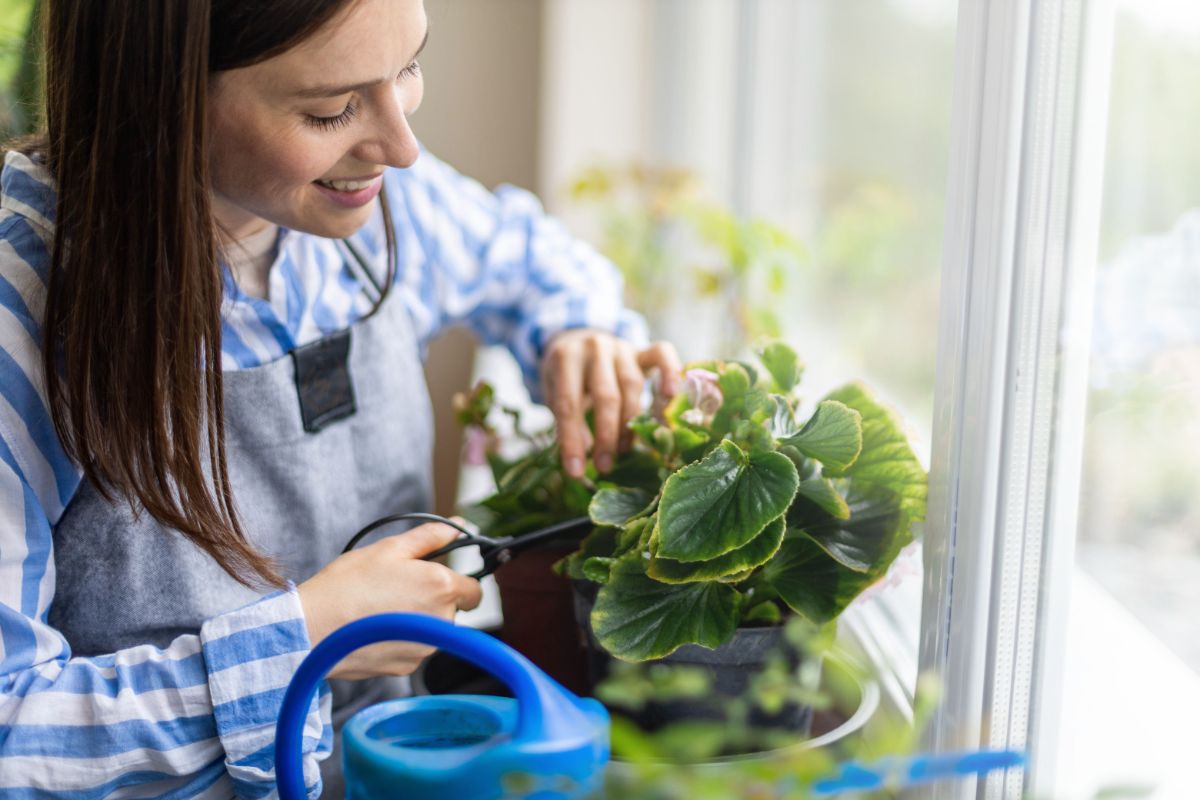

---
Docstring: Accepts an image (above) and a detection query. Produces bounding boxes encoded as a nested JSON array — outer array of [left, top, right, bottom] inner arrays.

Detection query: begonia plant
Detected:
[[460, 343, 927, 663]]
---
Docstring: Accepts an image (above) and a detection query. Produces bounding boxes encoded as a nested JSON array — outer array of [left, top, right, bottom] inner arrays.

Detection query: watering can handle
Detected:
[[275, 613, 579, 800]]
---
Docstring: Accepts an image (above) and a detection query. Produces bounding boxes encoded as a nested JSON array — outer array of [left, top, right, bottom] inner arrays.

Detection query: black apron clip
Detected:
[[291, 328, 356, 433]]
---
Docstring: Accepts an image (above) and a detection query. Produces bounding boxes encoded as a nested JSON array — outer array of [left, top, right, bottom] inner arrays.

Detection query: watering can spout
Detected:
[[274, 613, 609, 800]]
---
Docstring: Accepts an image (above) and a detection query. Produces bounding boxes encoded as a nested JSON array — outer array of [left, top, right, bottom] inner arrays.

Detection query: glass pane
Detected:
[[1057, 2, 1200, 795], [547, 0, 957, 715], [462, 0, 957, 752]]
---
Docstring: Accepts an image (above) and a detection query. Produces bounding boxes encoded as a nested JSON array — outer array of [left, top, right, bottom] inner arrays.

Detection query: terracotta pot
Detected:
[[492, 541, 591, 695]]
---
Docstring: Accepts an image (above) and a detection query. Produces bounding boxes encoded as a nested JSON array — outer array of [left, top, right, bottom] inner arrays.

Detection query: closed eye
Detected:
[[305, 99, 359, 132], [303, 62, 422, 132]]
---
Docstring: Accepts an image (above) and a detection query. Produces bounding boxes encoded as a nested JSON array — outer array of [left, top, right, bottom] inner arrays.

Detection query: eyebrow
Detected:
[[293, 26, 430, 99]]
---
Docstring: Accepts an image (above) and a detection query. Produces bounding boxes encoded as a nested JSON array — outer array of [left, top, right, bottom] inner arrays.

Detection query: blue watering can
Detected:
[[274, 613, 610, 800]]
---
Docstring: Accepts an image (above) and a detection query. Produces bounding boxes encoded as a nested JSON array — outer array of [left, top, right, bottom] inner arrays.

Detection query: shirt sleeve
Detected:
[[0, 468, 332, 798], [0, 215, 331, 798], [382, 148, 649, 399]]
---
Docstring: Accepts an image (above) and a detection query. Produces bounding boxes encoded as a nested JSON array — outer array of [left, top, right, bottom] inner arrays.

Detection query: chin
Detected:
[[293, 207, 374, 240]]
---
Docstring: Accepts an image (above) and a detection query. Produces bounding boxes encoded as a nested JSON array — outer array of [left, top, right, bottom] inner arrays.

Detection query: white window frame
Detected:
[[918, 1, 1114, 797]]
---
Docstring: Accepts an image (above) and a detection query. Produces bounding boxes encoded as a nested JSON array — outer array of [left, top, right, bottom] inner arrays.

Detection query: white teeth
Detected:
[[318, 177, 377, 192]]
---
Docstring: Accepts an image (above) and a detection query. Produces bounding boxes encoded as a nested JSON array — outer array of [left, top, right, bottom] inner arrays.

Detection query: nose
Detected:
[[353, 86, 422, 169]]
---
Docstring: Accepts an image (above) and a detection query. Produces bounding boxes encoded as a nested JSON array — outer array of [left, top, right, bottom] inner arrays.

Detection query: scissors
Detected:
[[341, 512, 593, 579]]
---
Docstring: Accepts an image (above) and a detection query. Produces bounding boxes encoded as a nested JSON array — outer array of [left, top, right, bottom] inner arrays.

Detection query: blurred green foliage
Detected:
[[598, 616, 946, 799], [568, 162, 807, 360], [0, 0, 38, 139]]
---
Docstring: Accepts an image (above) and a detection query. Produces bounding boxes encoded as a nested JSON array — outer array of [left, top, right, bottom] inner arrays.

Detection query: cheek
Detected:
[[211, 116, 334, 200]]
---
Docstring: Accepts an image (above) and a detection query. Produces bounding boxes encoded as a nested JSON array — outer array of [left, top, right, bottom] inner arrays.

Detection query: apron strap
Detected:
[[340, 238, 383, 303]]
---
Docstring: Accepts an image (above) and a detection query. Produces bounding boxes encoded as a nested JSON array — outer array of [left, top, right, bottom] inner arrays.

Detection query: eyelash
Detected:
[[304, 61, 423, 132]]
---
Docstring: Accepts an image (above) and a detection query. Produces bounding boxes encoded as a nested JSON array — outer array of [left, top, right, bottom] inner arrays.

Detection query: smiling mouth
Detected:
[[315, 175, 381, 192]]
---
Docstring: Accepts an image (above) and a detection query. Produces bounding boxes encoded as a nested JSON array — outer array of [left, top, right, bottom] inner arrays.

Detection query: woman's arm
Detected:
[[0, 453, 331, 798], [377, 149, 680, 474], [0, 217, 330, 798]]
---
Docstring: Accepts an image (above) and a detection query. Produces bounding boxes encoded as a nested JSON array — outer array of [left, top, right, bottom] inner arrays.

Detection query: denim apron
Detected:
[[48, 245, 435, 797]]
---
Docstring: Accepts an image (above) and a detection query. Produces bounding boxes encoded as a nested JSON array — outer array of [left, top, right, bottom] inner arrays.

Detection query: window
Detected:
[[1057, 1, 1200, 795], [920, 1, 1200, 797], [534, 0, 959, 722]]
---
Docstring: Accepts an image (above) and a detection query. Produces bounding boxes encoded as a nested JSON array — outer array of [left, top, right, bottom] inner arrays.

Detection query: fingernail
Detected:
[[596, 454, 612, 473], [566, 457, 585, 477]]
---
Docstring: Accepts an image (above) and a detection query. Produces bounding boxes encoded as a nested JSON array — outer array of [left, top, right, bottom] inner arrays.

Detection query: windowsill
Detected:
[[1053, 569, 1200, 799]]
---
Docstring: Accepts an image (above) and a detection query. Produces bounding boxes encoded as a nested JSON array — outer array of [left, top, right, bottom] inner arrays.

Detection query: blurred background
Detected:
[[2, 1, 1197, 795]]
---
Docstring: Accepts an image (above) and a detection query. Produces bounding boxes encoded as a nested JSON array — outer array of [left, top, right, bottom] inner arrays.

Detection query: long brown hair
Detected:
[[34, 0, 397, 588]]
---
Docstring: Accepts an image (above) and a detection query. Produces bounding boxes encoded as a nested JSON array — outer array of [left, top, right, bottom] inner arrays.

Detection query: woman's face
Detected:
[[208, 0, 427, 241]]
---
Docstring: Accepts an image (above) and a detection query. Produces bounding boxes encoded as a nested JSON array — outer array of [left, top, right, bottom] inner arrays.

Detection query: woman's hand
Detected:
[[542, 330, 683, 479], [296, 522, 482, 680]]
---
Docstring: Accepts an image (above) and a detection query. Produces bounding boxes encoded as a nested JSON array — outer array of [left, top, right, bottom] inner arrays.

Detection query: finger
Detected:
[[637, 341, 684, 398], [454, 576, 484, 612], [615, 345, 645, 451], [385, 521, 463, 559], [587, 337, 622, 473], [546, 336, 589, 478]]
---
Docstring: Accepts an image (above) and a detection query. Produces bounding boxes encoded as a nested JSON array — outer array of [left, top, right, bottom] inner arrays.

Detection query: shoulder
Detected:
[[0, 150, 57, 340], [0, 153, 77, 520]]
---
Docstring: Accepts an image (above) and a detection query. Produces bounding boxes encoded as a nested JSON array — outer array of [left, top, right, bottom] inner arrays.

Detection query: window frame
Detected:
[[918, 0, 1115, 797]]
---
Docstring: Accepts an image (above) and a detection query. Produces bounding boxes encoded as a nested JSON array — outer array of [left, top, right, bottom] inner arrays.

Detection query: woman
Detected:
[[0, 0, 679, 796]]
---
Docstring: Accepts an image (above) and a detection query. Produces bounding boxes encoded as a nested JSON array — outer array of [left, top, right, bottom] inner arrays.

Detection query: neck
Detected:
[[211, 193, 276, 245]]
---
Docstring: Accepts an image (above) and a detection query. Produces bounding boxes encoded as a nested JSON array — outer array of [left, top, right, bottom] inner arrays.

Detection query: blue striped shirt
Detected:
[[0, 148, 644, 798]]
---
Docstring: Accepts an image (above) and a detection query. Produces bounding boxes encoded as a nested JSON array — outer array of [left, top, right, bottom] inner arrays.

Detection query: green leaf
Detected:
[[591, 554, 742, 661], [795, 477, 851, 520], [770, 396, 802, 439], [583, 556, 617, 584], [762, 529, 880, 624], [718, 568, 755, 584], [629, 414, 659, 446], [801, 491, 904, 573], [673, 425, 709, 454], [604, 449, 665, 495], [742, 600, 782, 626], [652, 426, 675, 455], [497, 447, 559, 496], [757, 342, 804, 393], [589, 487, 654, 527], [555, 526, 618, 580], [656, 440, 799, 563], [647, 516, 786, 584], [641, 721, 728, 763], [742, 389, 777, 423], [717, 363, 751, 397], [732, 417, 776, 454], [482, 510, 559, 540], [822, 382, 928, 523], [614, 515, 652, 557], [729, 360, 760, 388], [781, 400, 863, 473], [485, 451, 512, 488], [562, 478, 592, 515]]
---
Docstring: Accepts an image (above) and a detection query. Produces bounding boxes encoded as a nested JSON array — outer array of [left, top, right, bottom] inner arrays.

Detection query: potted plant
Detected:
[[459, 342, 926, 733]]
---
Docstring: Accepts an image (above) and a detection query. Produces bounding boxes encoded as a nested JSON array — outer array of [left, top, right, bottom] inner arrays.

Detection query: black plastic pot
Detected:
[[570, 580, 814, 736]]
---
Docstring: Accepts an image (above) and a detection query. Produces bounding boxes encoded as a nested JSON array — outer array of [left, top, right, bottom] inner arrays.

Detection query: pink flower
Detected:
[[462, 425, 495, 466], [683, 369, 723, 424]]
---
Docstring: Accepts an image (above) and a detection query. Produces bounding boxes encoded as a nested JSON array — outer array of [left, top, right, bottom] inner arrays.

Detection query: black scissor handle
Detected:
[[341, 512, 593, 580], [341, 512, 478, 554]]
